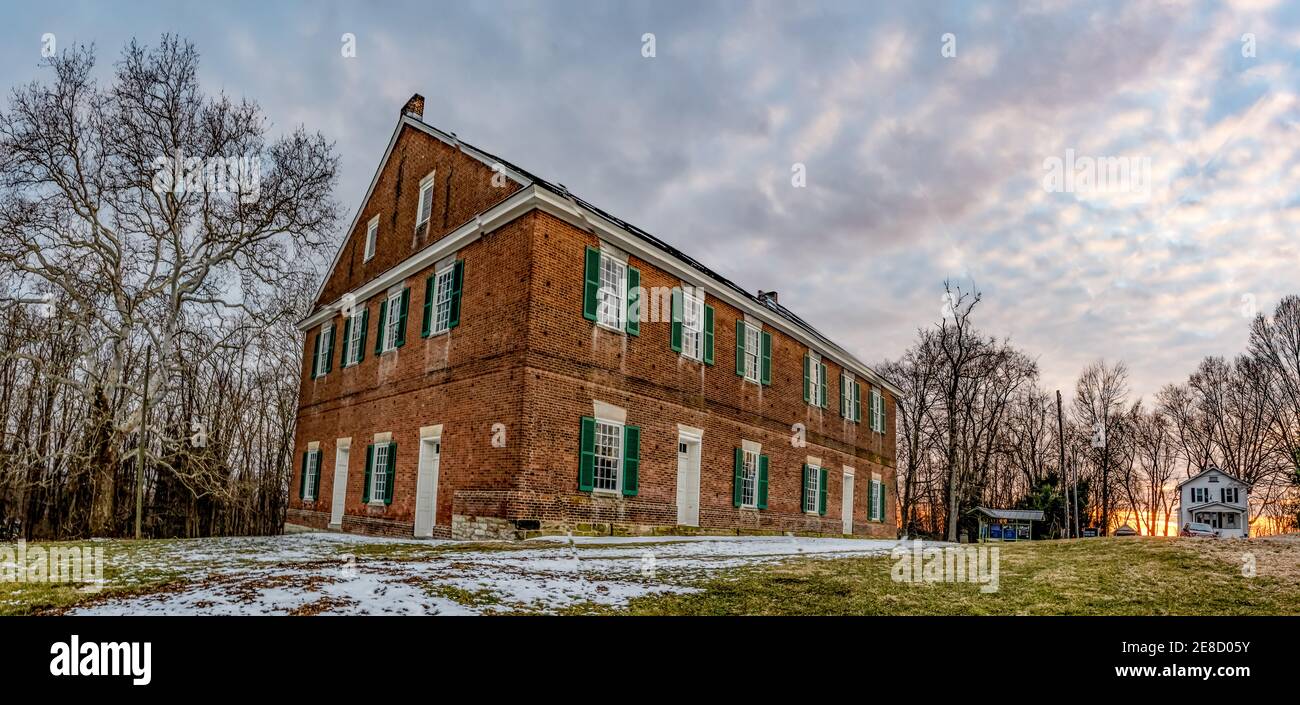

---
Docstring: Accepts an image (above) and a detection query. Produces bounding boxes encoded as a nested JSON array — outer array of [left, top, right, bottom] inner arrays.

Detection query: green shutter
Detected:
[[733, 448, 744, 507], [670, 288, 683, 352], [582, 246, 600, 321], [375, 300, 387, 355], [310, 332, 320, 379], [819, 362, 828, 408], [578, 417, 595, 491], [299, 451, 308, 499], [357, 308, 368, 362], [341, 317, 352, 366], [385, 443, 396, 505], [448, 259, 464, 329], [757, 454, 769, 509], [625, 266, 640, 336], [879, 482, 887, 522], [818, 467, 828, 516], [622, 425, 640, 496], [801, 464, 810, 512], [326, 324, 336, 373], [735, 321, 746, 376], [362, 445, 373, 504], [802, 354, 810, 402], [854, 381, 862, 423], [395, 288, 410, 347], [703, 304, 715, 365], [313, 450, 323, 500], [421, 274, 434, 337], [760, 331, 771, 385]]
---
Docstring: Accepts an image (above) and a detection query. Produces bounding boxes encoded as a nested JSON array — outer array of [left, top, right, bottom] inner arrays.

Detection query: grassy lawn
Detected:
[[4, 534, 1297, 615], [593, 536, 1300, 615]]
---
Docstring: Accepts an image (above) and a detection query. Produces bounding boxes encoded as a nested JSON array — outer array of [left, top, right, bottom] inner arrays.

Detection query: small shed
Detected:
[[974, 507, 1045, 542]]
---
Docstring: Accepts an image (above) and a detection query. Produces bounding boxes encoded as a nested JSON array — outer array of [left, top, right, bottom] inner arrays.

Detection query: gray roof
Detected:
[[974, 507, 1045, 521]]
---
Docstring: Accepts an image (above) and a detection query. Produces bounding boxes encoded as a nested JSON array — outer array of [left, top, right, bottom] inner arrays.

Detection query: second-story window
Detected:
[[346, 307, 365, 365], [431, 264, 455, 334], [597, 254, 626, 331], [743, 323, 761, 383], [384, 290, 403, 351], [314, 324, 332, 378], [364, 216, 378, 262], [682, 290, 704, 361]]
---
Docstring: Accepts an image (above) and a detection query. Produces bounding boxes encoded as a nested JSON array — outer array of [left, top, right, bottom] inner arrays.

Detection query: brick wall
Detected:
[[290, 123, 897, 540]]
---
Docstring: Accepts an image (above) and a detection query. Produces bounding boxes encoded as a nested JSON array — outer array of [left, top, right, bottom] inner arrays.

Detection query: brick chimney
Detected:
[[758, 290, 779, 304], [402, 93, 425, 118]]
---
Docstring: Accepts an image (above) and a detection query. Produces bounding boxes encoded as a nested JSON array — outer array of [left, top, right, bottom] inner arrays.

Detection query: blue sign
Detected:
[[1003, 527, 1017, 541], [988, 525, 1002, 539]]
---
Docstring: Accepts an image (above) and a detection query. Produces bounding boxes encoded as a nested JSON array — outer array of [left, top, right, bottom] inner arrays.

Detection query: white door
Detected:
[[841, 473, 854, 535], [330, 446, 349, 528], [414, 438, 440, 538], [676, 436, 700, 526]]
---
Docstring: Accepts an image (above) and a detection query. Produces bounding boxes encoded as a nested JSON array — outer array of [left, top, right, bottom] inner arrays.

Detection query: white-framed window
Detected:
[[743, 323, 761, 383], [593, 419, 624, 493], [347, 308, 364, 365], [841, 371, 854, 418], [870, 477, 881, 520], [682, 289, 705, 361], [430, 263, 456, 335], [808, 355, 824, 405], [1224, 487, 1239, 504], [304, 448, 318, 500], [371, 442, 391, 503], [804, 464, 821, 514], [383, 290, 402, 352], [1191, 487, 1205, 503], [596, 253, 627, 330], [416, 173, 435, 231], [364, 216, 378, 262], [315, 324, 332, 378], [740, 448, 759, 508], [871, 388, 885, 431]]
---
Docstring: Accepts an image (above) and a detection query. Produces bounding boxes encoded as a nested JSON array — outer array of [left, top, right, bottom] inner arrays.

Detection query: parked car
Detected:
[[1180, 522, 1218, 538]]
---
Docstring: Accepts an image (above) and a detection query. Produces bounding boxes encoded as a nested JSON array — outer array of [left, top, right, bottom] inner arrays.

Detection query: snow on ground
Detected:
[[67, 532, 905, 616]]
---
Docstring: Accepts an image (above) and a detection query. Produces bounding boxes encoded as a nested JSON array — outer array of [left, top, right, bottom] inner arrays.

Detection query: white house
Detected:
[[1175, 466, 1251, 538]]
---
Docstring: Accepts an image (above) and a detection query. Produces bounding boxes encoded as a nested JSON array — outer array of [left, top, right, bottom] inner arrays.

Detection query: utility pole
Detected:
[[135, 345, 151, 540], [1056, 390, 1069, 538]]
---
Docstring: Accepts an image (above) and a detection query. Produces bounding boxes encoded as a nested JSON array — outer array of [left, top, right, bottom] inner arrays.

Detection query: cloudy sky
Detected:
[[3, 0, 1298, 399]]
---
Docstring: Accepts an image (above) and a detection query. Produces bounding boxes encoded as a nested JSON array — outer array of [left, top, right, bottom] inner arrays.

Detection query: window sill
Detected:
[[591, 489, 623, 498], [739, 505, 760, 512], [594, 321, 626, 335], [367, 501, 387, 508]]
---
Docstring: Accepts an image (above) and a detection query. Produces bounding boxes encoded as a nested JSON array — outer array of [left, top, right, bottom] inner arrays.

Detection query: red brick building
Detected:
[[288, 95, 899, 540]]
